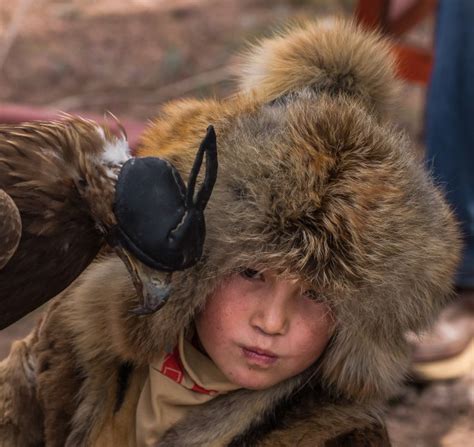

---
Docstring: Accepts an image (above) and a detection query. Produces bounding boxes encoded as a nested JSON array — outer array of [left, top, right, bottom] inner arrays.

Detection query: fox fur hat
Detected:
[[136, 20, 461, 407]]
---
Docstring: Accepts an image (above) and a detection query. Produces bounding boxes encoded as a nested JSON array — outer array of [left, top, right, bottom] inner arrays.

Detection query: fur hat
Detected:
[[137, 19, 461, 403]]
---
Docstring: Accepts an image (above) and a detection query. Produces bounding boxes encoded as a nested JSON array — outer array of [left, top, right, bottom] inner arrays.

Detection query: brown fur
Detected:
[[325, 423, 391, 447], [0, 330, 43, 446], [0, 19, 461, 446], [235, 19, 399, 118]]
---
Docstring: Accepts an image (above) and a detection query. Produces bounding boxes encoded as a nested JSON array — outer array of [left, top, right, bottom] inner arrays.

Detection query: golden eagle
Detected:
[[0, 118, 217, 329]]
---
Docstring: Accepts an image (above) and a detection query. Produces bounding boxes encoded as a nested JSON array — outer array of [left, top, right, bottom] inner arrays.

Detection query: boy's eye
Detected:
[[240, 268, 263, 280], [302, 289, 321, 302]]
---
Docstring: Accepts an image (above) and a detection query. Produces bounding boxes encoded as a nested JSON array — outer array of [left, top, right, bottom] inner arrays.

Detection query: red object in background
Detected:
[[0, 103, 145, 153], [355, 0, 437, 85]]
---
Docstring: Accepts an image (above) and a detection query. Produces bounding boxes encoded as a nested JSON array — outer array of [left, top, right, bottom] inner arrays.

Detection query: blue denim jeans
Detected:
[[425, 0, 474, 287]]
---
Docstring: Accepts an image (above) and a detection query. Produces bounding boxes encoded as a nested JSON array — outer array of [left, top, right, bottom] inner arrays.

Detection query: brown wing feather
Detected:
[[0, 119, 113, 329], [0, 189, 22, 269]]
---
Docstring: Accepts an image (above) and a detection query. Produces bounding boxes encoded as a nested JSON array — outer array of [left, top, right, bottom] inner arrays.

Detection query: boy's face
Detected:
[[195, 269, 334, 390]]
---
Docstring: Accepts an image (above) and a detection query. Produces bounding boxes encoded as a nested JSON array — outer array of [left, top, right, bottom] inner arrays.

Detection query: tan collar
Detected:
[[136, 329, 240, 446], [178, 329, 240, 394]]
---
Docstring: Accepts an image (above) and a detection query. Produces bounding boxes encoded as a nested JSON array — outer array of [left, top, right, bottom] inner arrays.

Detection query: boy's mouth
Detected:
[[241, 346, 278, 366]]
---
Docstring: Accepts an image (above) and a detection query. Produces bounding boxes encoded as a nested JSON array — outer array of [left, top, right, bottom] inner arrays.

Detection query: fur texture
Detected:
[[0, 19, 460, 446], [0, 330, 43, 446], [235, 19, 399, 118]]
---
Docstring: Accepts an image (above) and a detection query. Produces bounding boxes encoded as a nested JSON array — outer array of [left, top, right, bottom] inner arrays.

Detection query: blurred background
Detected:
[[0, 1, 471, 446]]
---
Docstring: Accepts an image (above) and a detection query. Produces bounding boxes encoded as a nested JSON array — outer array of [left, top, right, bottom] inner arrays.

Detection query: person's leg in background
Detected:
[[410, 0, 474, 380]]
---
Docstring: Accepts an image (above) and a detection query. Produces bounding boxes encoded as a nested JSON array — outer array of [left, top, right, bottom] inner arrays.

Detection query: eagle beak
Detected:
[[115, 248, 173, 315], [130, 262, 173, 315], [110, 126, 218, 315]]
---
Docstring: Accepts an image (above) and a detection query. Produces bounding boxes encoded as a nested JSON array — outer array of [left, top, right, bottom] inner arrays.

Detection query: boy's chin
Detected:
[[225, 368, 284, 390]]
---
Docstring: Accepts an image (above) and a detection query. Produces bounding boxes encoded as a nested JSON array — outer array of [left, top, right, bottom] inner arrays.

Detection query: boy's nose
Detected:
[[251, 295, 290, 336]]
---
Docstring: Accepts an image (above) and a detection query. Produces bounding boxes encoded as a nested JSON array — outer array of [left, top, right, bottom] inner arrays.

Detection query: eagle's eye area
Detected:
[[112, 126, 218, 273]]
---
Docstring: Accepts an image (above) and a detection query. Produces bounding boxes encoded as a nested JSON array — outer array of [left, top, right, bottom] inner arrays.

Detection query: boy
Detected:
[[0, 19, 460, 446]]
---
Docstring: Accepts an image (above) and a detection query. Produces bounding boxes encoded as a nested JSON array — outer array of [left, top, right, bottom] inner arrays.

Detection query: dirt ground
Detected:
[[0, 1, 472, 446]]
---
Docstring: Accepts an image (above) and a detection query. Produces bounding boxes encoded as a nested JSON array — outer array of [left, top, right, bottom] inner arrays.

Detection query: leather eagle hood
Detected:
[[136, 19, 461, 407]]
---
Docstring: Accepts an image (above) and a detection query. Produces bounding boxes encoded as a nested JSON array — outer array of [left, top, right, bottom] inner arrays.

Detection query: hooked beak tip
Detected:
[[115, 247, 174, 316], [131, 279, 172, 316]]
